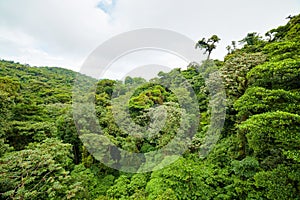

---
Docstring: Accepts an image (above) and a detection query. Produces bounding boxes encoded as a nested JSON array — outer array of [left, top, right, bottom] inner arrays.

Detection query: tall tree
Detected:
[[195, 35, 221, 59]]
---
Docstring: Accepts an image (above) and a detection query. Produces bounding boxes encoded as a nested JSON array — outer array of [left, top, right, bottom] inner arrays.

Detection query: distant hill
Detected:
[[0, 59, 95, 104]]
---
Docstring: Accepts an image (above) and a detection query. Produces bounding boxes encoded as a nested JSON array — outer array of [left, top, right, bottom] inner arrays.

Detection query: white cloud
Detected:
[[0, 0, 122, 69], [112, 0, 300, 59], [0, 0, 299, 75], [102, 50, 188, 80]]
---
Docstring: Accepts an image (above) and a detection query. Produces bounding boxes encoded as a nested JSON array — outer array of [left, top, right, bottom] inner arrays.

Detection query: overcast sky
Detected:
[[0, 0, 299, 78]]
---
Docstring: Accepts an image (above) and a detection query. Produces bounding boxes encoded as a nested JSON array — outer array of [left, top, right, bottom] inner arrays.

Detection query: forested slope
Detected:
[[0, 14, 299, 200]]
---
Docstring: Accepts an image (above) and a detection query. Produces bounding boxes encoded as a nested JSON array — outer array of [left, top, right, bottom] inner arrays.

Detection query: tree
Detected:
[[0, 77, 19, 141], [221, 52, 266, 102], [237, 111, 300, 165], [234, 87, 300, 119], [0, 138, 83, 200], [195, 35, 221, 59], [253, 164, 300, 200], [145, 157, 226, 199], [239, 32, 262, 46], [56, 109, 83, 164], [247, 58, 300, 91]]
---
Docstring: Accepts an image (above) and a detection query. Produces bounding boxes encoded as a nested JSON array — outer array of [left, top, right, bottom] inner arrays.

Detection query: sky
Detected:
[[0, 0, 299, 79]]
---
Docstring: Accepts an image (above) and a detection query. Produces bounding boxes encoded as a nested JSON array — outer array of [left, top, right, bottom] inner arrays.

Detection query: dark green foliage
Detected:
[[6, 121, 57, 150], [196, 35, 221, 59], [232, 157, 259, 179], [56, 109, 83, 164], [0, 139, 82, 200]]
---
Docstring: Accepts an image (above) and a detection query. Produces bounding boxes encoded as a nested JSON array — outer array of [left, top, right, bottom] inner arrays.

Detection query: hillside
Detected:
[[0, 14, 299, 200]]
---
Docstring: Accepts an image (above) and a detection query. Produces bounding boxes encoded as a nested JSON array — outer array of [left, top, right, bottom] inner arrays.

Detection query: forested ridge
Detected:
[[0, 14, 299, 199]]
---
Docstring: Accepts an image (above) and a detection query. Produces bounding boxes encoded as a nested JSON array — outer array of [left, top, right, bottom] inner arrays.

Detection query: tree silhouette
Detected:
[[195, 35, 220, 59]]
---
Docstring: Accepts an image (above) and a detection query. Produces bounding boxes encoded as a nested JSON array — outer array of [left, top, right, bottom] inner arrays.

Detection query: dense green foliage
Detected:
[[0, 14, 299, 199]]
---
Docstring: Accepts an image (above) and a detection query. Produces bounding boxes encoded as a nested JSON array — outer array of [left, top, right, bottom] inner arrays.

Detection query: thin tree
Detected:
[[195, 35, 220, 60]]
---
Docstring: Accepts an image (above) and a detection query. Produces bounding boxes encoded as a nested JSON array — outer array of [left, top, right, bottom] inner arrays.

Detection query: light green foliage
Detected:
[[247, 58, 300, 90], [105, 173, 149, 200], [234, 87, 300, 118], [0, 138, 13, 157], [129, 84, 169, 110], [238, 111, 300, 162], [221, 52, 266, 101], [0, 77, 19, 138], [253, 164, 300, 200], [96, 79, 116, 96], [71, 164, 115, 199], [263, 40, 300, 61], [265, 14, 300, 41], [106, 175, 131, 199], [145, 158, 218, 200]]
